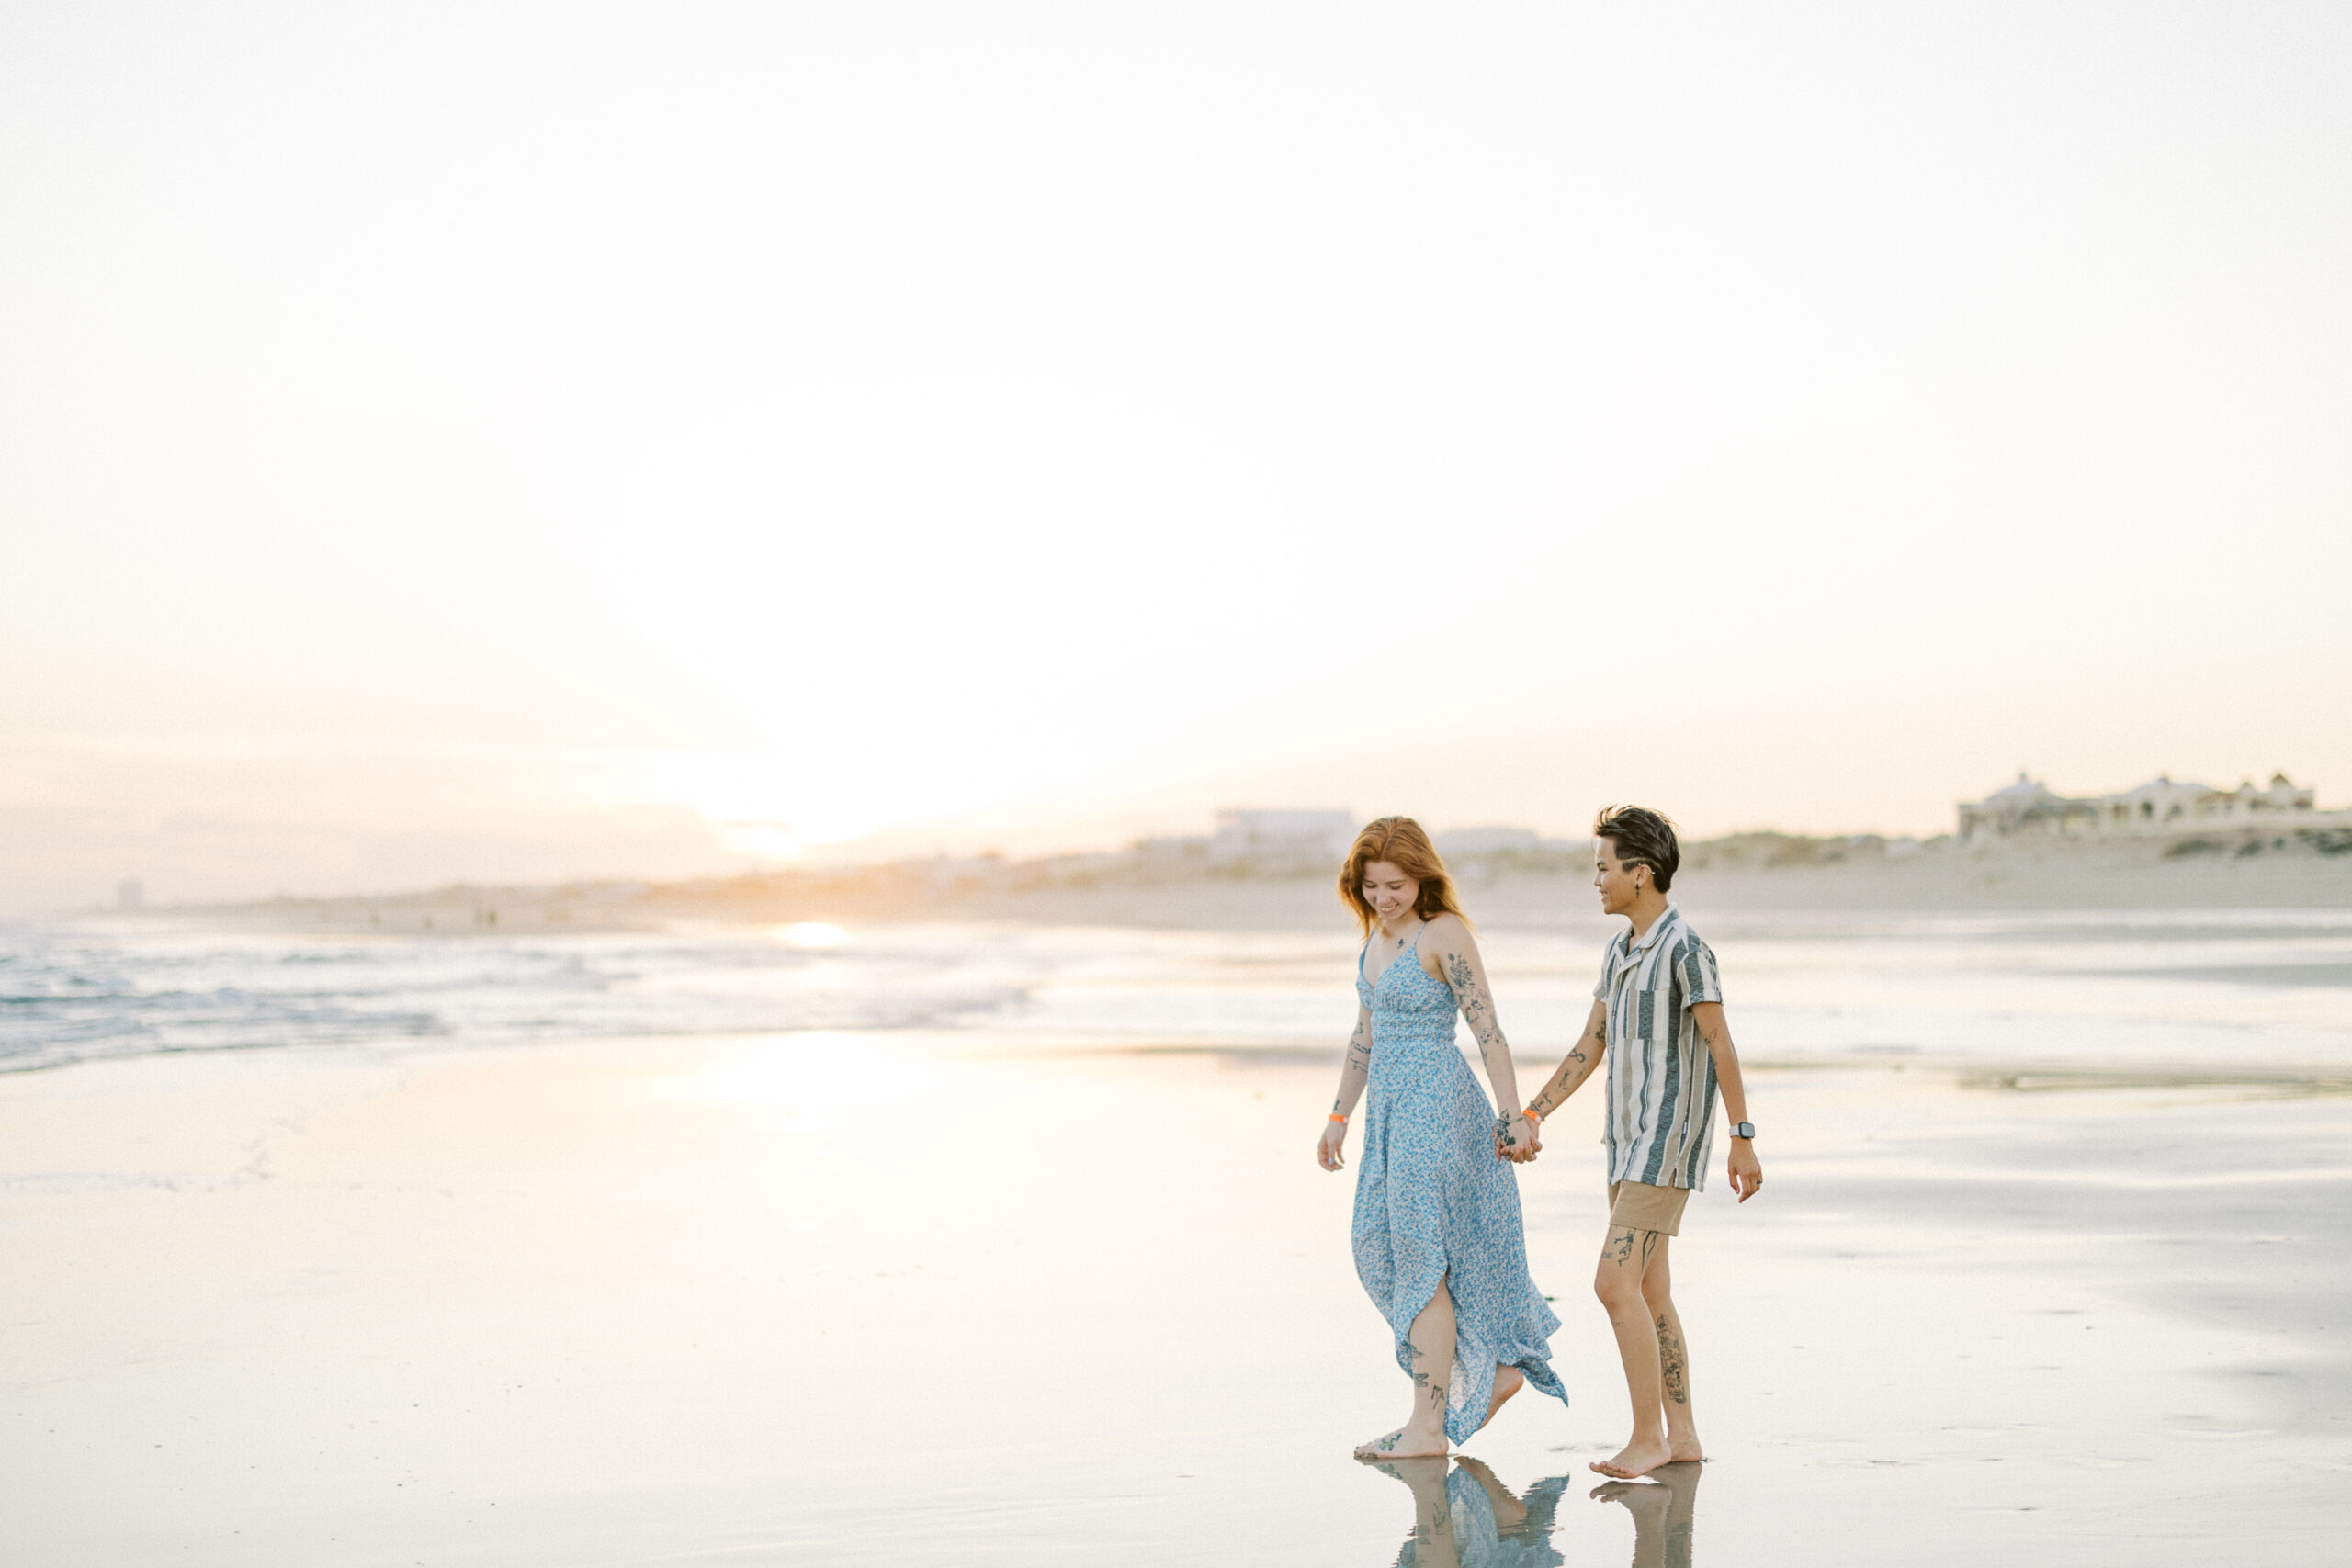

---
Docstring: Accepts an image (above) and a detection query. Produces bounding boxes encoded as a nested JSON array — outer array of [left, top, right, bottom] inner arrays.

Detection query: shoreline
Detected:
[[16, 903, 2352, 1085]]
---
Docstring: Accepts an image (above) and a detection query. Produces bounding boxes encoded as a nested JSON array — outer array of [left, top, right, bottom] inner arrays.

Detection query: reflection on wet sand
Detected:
[[1360, 1456, 1702, 1567], [1362, 1456, 1569, 1566], [1592, 1461, 1703, 1568]]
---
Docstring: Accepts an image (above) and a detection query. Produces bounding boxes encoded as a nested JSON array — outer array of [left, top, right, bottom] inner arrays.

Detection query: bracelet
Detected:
[[1521, 1104, 1543, 1123], [1328, 1111, 1347, 1123]]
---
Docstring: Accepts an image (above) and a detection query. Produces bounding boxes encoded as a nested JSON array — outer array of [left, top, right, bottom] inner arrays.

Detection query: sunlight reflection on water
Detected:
[[6, 908, 2350, 1076]]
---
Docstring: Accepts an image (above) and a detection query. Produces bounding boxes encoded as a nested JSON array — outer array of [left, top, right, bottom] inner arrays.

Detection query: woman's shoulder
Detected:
[[1423, 910, 1476, 948]]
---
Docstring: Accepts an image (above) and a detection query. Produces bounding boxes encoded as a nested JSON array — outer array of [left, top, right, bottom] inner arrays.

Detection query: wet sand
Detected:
[[1, 1032, 2346, 1564]]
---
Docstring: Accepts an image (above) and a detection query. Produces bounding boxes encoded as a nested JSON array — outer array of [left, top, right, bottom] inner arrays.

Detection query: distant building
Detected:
[[1208, 808, 1356, 866], [1134, 833, 1210, 862], [1955, 775, 2099, 838], [1434, 826, 1544, 856], [1958, 772, 2318, 840]]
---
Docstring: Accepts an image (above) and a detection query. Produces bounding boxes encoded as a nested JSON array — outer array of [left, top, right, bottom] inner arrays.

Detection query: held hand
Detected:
[[1727, 1139, 1762, 1201], [1493, 1112, 1542, 1164], [1317, 1119, 1347, 1171]]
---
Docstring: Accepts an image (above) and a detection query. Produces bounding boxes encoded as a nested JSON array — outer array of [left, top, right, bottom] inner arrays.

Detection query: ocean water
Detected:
[[5, 908, 2350, 1077]]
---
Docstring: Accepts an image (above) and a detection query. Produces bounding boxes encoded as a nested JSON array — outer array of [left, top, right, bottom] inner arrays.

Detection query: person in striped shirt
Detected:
[[1507, 805, 1763, 1481]]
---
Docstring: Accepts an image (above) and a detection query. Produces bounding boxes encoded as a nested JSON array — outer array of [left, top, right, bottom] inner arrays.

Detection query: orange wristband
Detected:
[[1521, 1105, 1543, 1123], [1328, 1112, 1348, 1123]]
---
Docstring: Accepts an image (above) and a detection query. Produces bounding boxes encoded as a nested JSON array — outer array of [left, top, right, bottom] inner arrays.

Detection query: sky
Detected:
[[4, 2, 2349, 911]]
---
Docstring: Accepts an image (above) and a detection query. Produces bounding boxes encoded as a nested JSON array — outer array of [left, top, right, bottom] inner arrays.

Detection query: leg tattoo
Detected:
[[1656, 1314, 1689, 1405]]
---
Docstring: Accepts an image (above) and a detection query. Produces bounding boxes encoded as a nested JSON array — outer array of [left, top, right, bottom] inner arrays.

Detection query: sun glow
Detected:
[[666, 1032, 923, 1112], [592, 750, 964, 857]]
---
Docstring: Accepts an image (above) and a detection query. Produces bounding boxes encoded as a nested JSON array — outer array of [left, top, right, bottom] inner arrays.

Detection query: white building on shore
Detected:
[[1208, 808, 1357, 866], [1433, 826, 1544, 856], [1958, 772, 2320, 841]]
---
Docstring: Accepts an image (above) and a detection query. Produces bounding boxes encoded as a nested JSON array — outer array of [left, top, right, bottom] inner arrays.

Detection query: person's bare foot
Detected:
[[1355, 1426, 1449, 1460], [1589, 1435, 1674, 1478], [1478, 1365, 1525, 1430], [1666, 1436, 1703, 1463]]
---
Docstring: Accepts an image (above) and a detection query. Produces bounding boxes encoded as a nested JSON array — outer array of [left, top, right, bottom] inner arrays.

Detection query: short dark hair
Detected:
[[1594, 805, 1679, 893]]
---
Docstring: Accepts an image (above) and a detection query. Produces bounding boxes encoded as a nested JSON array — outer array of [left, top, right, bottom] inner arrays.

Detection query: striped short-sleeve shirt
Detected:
[[1593, 905, 1725, 1191]]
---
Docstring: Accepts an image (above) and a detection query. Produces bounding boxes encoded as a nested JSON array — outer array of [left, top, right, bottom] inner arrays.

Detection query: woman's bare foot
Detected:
[[1589, 1435, 1674, 1478], [1477, 1365, 1525, 1430], [1667, 1436, 1704, 1463], [1355, 1425, 1449, 1460]]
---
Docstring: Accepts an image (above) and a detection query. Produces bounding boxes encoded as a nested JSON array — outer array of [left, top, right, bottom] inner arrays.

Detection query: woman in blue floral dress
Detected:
[[1317, 817, 1568, 1458]]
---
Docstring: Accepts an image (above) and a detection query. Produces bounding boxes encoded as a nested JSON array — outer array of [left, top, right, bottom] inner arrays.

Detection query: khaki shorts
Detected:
[[1607, 1180, 1690, 1237]]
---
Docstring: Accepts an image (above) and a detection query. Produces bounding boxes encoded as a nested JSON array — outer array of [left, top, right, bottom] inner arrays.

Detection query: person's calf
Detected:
[[1649, 1311, 1703, 1461]]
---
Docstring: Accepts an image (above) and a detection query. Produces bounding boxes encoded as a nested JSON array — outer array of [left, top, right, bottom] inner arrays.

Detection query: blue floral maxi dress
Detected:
[[1353, 933, 1569, 1444]]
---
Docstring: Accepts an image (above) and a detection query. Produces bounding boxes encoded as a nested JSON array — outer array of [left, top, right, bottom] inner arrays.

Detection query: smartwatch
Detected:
[[1731, 1122, 1756, 1140]]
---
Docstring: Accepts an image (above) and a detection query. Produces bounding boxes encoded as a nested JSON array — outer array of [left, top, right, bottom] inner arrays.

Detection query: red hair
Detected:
[[1337, 816, 1470, 936]]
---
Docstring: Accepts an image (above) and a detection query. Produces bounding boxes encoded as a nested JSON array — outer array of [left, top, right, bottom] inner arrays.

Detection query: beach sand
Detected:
[[2, 1029, 2345, 1565]]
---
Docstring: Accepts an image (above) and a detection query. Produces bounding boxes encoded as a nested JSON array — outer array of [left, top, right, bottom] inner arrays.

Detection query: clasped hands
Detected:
[[1493, 1112, 1541, 1164], [1320, 1111, 1542, 1169]]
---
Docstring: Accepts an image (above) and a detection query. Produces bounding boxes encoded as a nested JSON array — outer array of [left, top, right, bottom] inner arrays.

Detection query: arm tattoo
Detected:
[[1553, 1025, 1603, 1092], [1444, 953, 1478, 1010], [1443, 952, 1511, 1055]]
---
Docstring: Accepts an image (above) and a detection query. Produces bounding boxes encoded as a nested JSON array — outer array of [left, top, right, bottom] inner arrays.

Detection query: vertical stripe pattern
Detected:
[[1593, 906, 1724, 1192]]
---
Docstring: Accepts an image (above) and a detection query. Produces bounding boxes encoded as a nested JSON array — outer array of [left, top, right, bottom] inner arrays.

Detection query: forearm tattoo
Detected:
[[1534, 1022, 1606, 1117], [1533, 1024, 1609, 1123], [1335, 1021, 1372, 1113]]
